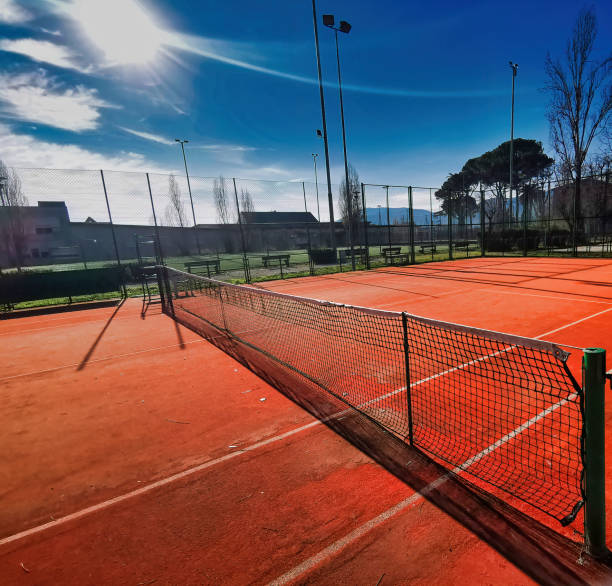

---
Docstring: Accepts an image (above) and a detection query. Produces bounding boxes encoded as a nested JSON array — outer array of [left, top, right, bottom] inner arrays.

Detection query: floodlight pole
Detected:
[[311, 0, 336, 250], [175, 138, 201, 254], [508, 62, 518, 226], [325, 18, 354, 269], [312, 153, 321, 221]]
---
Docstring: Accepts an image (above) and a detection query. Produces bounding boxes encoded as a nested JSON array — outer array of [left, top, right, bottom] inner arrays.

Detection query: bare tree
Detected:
[[162, 174, 187, 227], [0, 161, 28, 270], [239, 188, 255, 218], [213, 176, 232, 224], [545, 8, 612, 233], [338, 163, 362, 240]]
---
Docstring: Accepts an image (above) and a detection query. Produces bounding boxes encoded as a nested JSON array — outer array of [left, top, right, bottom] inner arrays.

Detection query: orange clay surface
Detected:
[[1, 256, 612, 584]]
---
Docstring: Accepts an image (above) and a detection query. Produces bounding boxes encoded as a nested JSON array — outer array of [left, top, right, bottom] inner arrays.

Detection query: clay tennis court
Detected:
[[2, 256, 612, 584]]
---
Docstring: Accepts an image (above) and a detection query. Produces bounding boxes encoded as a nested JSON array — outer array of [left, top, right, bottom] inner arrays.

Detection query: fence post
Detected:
[[583, 348, 607, 558], [361, 183, 370, 270], [448, 191, 453, 260], [547, 178, 552, 256], [100, 170, 126, 297], [408, 186, 415, 264], [523, 185, 528, 257], [480, 188, 486, 256], [146, 173, 166, 266], [572, 178, 578, 257], [232, 178, 250, 283], [401, 312, 414, 446], [385, 186, 392, 252]]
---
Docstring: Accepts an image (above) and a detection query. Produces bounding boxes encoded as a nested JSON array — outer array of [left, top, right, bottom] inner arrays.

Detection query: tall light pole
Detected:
[[324, 14, 353, 264], [175, 138, 201, 254], [312, 153, 321, 221], [311, 0, 336, 250], [509, 62, 518, 225]]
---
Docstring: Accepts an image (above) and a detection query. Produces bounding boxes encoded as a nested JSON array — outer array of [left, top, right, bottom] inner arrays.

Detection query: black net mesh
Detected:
[[158, 266, 584, 525]]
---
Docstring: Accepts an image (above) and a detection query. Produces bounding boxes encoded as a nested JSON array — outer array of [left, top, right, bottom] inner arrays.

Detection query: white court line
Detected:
[[0, 339, 206, 383], [537, 305, 612, 338], [0, 420, 323, 548], [268, 391, 578, 586], [480, 288, 612, 306], [2, 303, 607, 549]]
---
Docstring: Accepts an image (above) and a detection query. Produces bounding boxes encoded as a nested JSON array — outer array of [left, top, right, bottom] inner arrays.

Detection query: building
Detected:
[[0, 201, 75, 268]]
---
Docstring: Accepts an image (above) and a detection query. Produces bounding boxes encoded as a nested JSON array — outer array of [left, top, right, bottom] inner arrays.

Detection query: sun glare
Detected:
[[72, 0, 162, 65]]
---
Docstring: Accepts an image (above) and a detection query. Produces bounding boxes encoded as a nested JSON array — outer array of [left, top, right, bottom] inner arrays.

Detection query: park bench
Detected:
[[419, 242, 437, 254], [384, 253, 410, 266], [452, 240, 478, 251], [382, 247, 402, 262], [262, 254, 290, 268], [185, 259, 221, 277], [339, 247, 368, 263]]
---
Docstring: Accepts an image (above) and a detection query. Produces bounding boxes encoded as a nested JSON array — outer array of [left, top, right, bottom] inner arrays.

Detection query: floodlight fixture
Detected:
[[339, 20, 351, 34], [322, 14, 334, 27]]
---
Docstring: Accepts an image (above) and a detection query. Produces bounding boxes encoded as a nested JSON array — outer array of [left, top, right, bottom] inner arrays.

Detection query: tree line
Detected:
[[435, 7, 611, 233]]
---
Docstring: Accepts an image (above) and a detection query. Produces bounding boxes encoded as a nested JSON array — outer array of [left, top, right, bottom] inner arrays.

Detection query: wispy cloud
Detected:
[[118, 126, 174, 145], [196, 144, 257, 152], [0, 122, 163, 171], [0, 39, 91, 73], [0, 0, 31, 23], [0, 71, 115, 131], [41, 28, 62, 36], [166, 32, 505, 99]]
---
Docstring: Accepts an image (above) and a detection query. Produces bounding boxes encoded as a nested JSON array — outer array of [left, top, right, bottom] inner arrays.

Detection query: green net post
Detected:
[[583, 347, 607, 558]]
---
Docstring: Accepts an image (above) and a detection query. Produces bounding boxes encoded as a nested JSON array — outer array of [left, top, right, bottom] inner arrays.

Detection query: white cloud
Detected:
[[0, 122, 163, 171], [41, 28, 62, 37], [0, 39, 91, 73], [118, 126, 173, 145], [0, 0, 31, 23], [0, 71, 113, 131], [197, 144, 257, 152]]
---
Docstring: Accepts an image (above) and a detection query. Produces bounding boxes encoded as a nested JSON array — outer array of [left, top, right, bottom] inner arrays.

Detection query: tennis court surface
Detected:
[[2, 256, 612, 584]]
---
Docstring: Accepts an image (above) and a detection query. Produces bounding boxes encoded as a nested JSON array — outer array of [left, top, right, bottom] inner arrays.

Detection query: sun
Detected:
[[72, 0, 163, 65]]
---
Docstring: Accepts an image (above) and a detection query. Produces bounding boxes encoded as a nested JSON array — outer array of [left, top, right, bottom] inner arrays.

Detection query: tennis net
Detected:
[[157, 266, 586, 526]]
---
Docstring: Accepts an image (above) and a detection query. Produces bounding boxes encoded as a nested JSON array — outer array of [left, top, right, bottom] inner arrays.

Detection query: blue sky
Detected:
[[0, 0, 611, 189]]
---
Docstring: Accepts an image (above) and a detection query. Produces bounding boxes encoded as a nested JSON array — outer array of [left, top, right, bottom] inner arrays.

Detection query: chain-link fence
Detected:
[[0, 166, 610, 308]]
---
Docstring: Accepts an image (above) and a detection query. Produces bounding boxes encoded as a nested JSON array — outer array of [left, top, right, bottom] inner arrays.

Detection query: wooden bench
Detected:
[[262, 254, 290, 268], [452, 240, 478, 250], [185, 259, 221, 277], [419, 243, 437, 254], [383, 247, 402, 262], [339, 247, 367, 263], [385, 253, 410, 266]]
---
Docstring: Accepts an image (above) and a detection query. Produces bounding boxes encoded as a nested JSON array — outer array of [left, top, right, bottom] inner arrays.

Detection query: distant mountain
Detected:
[[364, 207, 486, 226], [365, 207, 440, 225]]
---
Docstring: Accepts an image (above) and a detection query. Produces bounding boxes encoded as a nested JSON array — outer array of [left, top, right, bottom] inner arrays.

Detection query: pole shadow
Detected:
[[77, 298, 125, 371]]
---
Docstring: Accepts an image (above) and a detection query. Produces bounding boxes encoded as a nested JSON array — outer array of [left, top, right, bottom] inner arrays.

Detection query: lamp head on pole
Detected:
[[322, 14, 334, 27], [509, 61, 518, 75], [316, 129, 322, 137], [339, 20, 351, 34]]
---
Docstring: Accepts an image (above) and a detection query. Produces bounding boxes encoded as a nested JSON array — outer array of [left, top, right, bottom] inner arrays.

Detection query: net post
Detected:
[[401, 312, 414, 446], [583, 347, 608, 558]]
